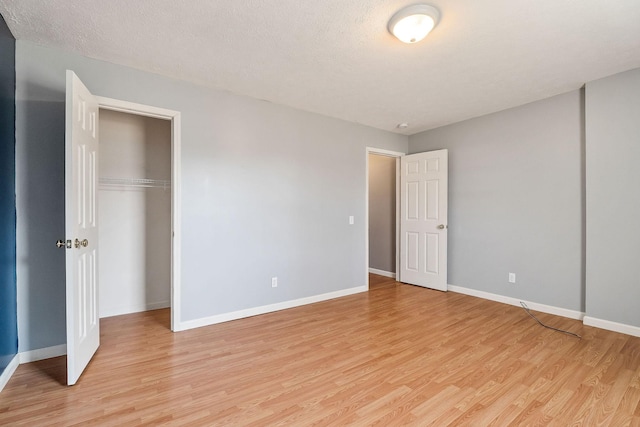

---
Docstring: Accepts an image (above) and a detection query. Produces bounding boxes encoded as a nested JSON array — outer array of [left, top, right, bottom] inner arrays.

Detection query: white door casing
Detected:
[[399, 149, 448, 291], [95, 96, 182, 332], [65, 70, 100, 385]]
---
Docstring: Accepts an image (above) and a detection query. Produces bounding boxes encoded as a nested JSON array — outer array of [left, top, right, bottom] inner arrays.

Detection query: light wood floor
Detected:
[[1, 274, 639, 426]]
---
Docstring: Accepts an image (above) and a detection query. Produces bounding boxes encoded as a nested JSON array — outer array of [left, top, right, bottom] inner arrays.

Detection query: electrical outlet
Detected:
[[271, 277, 278, 288], [508, 273, 516, 283], [349, 216, 354, 225]]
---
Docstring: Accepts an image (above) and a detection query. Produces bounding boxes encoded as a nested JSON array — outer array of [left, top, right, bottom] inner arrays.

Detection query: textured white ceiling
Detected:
[[1, 0, 640, 135]]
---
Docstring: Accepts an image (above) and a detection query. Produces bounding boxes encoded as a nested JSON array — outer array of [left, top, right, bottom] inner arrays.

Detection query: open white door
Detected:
[[399, 150, 448, 291], [65, 70, 100, 385]]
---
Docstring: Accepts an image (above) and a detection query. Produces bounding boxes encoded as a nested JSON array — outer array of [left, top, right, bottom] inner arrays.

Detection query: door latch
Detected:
[[56, 239, 73, 249]]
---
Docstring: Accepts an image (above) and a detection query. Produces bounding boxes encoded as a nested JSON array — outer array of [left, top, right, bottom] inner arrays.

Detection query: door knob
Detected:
[[56, 239, 72, 249], [74, 238, 89, 248], [437, 224, 446, 229]]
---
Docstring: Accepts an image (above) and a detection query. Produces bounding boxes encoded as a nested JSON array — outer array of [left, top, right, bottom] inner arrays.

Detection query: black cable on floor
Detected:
[[520, 302, 582, 339]]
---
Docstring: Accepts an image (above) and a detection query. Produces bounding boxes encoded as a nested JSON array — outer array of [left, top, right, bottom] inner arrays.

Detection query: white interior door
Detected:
[[399, 150, 448, 291], [65, 70, 100, 385]]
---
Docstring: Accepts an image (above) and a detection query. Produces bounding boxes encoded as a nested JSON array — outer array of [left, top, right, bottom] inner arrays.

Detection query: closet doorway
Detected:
[[366, 147, 403, 286], [368, 153, 398, 278], [96, 97, 181, 331]]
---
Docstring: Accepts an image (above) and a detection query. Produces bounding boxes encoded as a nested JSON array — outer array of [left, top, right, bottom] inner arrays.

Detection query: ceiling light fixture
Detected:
[[388, 4, 440, 44]]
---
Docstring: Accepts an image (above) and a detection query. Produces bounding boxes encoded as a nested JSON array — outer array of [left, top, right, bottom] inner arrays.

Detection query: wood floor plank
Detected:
[[1, 274, 639, 425]]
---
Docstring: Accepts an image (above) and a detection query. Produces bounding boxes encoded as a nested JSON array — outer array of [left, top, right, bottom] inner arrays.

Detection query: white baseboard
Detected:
[[583, 316, 640, 338], [1, 345, 67, 393], [447, 284, 585, 321], [0, 355, 20, 392], [368, 268, 396, 279], [175, 285, 368, 332], [19, 344, 67, 363], [100, 300, 170, 319], [447, 284, 640, 338]]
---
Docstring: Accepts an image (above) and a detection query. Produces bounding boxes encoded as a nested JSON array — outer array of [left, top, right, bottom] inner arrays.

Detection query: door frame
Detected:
[[365, 147, 404, 287], [95, 96, 182, 332]]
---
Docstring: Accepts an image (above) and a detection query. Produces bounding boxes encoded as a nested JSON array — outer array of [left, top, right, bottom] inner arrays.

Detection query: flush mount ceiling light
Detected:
[[388, 4, 440, 44]]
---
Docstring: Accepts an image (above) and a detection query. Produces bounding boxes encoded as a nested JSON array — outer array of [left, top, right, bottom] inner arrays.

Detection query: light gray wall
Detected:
[[585, 69, 640, 327], [368, 154, 396, 273], [409, 90, 584, 311], [15, 41, 407, 352]]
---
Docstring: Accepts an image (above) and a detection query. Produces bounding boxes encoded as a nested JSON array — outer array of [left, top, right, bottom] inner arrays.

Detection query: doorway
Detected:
[[98, 109, 171, 320], [368, 153, 398, 278], [366, 148, 403, 287], [96, 96, 182, 331], [366, 147, 449, 291]]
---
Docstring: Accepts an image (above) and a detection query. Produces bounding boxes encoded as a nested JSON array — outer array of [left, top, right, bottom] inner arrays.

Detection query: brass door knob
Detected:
[[437, 224, 446, 229], [74, 238, 89, 248]]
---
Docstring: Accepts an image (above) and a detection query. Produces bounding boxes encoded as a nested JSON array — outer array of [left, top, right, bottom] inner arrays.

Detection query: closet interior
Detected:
[[98, 109, 172, 319]]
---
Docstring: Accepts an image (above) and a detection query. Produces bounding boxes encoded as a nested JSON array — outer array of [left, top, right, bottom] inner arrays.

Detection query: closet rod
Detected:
[[99, 177, 171, 189]]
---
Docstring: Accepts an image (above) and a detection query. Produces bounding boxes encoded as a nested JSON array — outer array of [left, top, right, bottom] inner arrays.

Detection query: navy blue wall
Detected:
[[0, 13, 18, 376]]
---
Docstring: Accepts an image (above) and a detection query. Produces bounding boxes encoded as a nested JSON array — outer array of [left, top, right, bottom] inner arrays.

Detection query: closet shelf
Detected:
[[99, 177, 171, 189]]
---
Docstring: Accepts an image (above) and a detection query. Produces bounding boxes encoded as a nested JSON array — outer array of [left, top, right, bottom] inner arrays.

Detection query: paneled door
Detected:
[[399, 150, 448, 291], [64, 70, 100, 385]]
